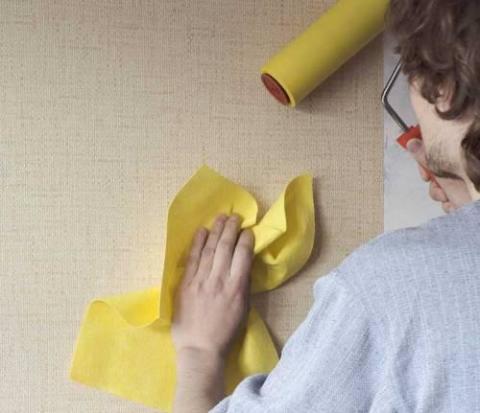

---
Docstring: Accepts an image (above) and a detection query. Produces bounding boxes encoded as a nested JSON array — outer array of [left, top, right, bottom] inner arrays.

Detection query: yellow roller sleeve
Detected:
[[261, 0, 389, 106], [70, 166, 315, 412]]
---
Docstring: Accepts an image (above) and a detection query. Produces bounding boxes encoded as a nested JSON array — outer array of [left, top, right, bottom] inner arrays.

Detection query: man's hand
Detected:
[[172, 214, 254, 413], [406, 138, 471, 213]]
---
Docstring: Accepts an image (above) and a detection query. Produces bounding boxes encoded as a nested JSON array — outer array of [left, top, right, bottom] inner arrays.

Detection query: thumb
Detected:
[[406, 138, 431, 181], [406, 138, 423, 158], [406, 138, 428, 166]]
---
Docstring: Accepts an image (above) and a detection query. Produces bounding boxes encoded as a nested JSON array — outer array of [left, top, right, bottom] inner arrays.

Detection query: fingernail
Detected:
[[196, 227, 208, 237], [407, 139, 422, 154]]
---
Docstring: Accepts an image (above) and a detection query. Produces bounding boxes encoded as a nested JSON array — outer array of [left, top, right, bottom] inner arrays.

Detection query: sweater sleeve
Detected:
[[209, 272, 387, 413]]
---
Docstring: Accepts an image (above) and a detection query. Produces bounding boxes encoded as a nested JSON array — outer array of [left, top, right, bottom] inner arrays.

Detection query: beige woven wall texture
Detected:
[[0, 0, 383, 411]]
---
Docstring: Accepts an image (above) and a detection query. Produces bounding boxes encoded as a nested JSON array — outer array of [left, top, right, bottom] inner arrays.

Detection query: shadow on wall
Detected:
[[295, 35, 384, 115], [251, 177, 326, 353]]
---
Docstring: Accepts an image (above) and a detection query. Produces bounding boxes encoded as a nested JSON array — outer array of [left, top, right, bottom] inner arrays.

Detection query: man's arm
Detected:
[[173, 348, 225, 413], [172, 214, 386, 413], [172, 214, 253, 413]]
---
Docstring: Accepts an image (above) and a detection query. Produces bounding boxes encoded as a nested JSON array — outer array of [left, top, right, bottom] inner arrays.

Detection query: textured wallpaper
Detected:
[[0, 0, 383, 411]]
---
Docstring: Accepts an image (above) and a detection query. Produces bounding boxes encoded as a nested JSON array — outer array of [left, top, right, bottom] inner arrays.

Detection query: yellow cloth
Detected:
[[70, 166, 315, 412]]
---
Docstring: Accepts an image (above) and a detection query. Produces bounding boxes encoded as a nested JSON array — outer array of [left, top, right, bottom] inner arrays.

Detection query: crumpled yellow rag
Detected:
[[70, 165, 315, 412]]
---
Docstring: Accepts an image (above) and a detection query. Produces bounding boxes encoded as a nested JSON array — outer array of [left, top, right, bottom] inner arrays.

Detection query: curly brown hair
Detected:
[[386, 0, 480, 191]]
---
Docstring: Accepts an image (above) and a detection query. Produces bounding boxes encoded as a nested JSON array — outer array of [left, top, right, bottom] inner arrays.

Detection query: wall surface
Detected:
[[0, 1, 383, 411]]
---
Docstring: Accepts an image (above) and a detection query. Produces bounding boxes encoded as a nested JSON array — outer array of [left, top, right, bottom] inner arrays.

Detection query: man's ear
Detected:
[[436, 81, 455, 112], [408, 75, 421, 93]]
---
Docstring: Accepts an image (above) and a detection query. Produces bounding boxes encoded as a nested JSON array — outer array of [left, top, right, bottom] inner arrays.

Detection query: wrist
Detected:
[[175, 347, 226, 401], [176, 347, 225, 373]]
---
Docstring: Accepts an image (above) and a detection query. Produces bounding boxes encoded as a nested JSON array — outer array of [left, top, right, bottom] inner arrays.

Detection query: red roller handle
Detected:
[[396, 125, 422, 149], [396, 125, 439, 185]]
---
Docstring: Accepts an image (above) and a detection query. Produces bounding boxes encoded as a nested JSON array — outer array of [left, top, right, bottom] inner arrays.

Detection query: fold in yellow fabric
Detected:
[[70, 165, 315, 412]]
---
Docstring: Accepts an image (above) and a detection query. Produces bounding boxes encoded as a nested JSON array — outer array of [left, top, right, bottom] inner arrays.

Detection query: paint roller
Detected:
[[261, 0, 390, 106]]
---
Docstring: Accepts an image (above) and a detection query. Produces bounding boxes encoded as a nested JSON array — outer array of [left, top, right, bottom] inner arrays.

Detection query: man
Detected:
[[172, 0, 480, 411]]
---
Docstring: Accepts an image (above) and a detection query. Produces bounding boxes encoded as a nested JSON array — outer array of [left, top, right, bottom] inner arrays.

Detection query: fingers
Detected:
[[210, 215, 240, 282], [407, 138, 455, 209], [441, 201, 456, 214], [429, 180, 449, 203], [406, 138, 427, 165], [195, 215, 228, 281], [229, 229, 254, 292], [406, 138, 434, 181], [408, 138, 431, 182], [182, 227, 208, 284], [417, 163, 431, 182], [187, 214, 254, 292]]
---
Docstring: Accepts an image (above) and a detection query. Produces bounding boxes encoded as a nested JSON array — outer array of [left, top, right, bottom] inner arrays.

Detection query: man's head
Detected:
[[387, 0, 480, 195]]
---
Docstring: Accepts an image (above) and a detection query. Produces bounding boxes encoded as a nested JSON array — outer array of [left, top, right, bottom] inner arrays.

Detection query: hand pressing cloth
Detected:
[[70, 165, 315, 412]]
